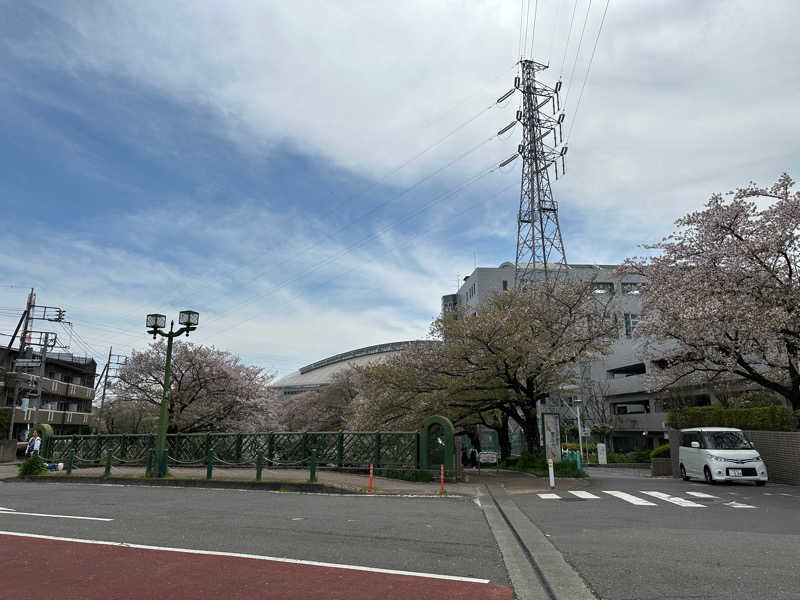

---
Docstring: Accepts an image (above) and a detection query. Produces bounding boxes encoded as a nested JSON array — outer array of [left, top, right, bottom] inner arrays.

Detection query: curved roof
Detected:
[[273, 340, 434, 389]]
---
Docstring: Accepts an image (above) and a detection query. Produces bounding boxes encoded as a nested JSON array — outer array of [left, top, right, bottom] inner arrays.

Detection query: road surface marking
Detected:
[[778, 493, 792, 497], [0, 507, 14, 512], [0, 531, 491, 583], [724, 501, 757, 509], [640, 491, 705, 507], [537, 493, 561, 499], [603, 491, 656, 506], [0, 511, 112, 522], [685, 492, 719, 499], [568, 491, 599, 499]]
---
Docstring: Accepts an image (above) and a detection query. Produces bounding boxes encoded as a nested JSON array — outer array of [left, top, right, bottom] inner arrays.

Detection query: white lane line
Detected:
[[724, 501, 757, 509], [568, 491, 599, 499], [685, 492, 719, 499], [0, 511, 112, 522], [640, 491, 705, 508], [603, 491, 656, 506], [0, 507, 15, 512], [538, 493, 561, 499], [0, 531, 490, 583]]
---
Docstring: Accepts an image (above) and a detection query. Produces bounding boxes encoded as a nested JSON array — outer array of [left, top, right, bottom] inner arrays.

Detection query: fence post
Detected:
[[66, 450, 74, 475], [375, 432, 382, 469], [256, 450, 263, 481], [206, 449, 214, 480], [146, 448, 154, 477], [309, 448, 317, 483], [337, 432, 344, 468], [268, 433, 275, 465], [302, 432, 308, 461], [104, 451, 112, 477], [159, 448, 168, 477]]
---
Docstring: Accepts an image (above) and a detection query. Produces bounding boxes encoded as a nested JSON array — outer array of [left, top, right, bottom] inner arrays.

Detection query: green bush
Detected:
[[651, 444, 671, 459], [502, 450, 587, 478], [554, 460, 585, 477], [18, 455, 48, 477], [627, 448, 652, 463], [607, 452, 627, 463], [667, 405, 797, 431]]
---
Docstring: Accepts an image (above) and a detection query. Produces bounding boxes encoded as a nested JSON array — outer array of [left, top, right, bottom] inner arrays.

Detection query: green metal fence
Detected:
[[44, 431, 421, 470]]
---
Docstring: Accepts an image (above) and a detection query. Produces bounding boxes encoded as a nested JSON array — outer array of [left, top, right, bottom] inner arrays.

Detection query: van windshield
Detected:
[[702, 431, 752, 450]]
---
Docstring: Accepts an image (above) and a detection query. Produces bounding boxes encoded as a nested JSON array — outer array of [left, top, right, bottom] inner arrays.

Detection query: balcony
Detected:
[[12, 407, 92, 427], [5, 372, 95, 401]]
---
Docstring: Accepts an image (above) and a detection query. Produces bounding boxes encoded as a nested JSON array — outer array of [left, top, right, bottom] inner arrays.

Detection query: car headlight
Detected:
[[710, 456, 725, 462]]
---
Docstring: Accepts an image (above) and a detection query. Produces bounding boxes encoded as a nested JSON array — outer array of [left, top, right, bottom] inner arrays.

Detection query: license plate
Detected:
[[729, 469, 742, 477]]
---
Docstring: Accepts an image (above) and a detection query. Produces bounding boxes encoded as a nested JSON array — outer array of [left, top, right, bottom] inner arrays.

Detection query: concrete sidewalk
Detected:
[[0, 462, 589, 496]]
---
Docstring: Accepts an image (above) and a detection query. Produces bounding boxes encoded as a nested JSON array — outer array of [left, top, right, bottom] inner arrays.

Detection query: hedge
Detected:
[[651, 444, 670, 459], [667, 405, 798, 431]]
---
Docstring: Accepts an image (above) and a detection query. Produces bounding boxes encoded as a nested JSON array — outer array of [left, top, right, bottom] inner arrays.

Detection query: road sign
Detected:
[[14, 360, 41, 368]]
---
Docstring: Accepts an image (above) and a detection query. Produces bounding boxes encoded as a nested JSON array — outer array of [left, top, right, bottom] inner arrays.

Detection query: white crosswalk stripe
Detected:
[[568, 491, 599, 499], [537, 493, 561, 499], [640, 491, 706, 507], [685, 492, 719, 499], [603, 491, 656, 506], [724, 501, 757, 509]]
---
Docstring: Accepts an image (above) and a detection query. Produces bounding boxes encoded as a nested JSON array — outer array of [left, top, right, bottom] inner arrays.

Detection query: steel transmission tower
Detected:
[[514, 59, 568, 288]]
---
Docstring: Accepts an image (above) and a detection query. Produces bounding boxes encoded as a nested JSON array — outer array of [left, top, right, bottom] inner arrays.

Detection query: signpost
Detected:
[[597, 442, 608, 465]]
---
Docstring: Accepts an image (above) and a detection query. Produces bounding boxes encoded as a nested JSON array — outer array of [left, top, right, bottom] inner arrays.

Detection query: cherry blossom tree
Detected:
[[625, 174, 800, 409], [277, 369, 360, 431], [111, 341, 279, 433]]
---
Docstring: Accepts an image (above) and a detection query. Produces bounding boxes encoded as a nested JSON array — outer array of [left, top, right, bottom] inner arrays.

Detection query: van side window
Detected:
[[680, 433, 690, 447]]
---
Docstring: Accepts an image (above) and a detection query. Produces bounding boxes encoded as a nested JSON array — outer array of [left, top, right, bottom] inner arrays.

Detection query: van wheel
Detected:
[[704, 466, 715, 484], [680, 464, 689, 481], [755, 481, 766, 487]]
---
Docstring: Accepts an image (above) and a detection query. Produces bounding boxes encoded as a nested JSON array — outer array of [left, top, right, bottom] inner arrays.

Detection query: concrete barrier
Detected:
[[0, 440, 17, 462]]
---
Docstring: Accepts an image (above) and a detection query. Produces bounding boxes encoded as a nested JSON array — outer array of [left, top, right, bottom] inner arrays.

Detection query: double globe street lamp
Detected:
[[146, 310, 199, 477]]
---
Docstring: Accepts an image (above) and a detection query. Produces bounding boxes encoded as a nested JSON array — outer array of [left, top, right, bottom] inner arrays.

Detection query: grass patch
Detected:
[[380, 469, 433, 483], [18, 456, 48, 477]]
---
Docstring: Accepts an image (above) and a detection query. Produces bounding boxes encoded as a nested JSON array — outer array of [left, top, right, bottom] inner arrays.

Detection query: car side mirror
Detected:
[[690, 441, 700, 448]]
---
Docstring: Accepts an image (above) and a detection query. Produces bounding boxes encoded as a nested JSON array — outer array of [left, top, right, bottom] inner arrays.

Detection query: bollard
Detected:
[[309, 449, 317, 483], [440, 464, 445, 494], [369, 463, 374, 492], [256, 450, 263, 481], [104, 452, 112, 477], [547, 458, 555, 489], [575, 451, 582, 473], [206, 450, 214, 480], [66, 451, 74, 475]]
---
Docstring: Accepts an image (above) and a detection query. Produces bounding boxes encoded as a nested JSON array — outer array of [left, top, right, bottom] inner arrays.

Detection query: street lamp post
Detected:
[[574, 398, 584, 462], [146, 310, 199, 477]]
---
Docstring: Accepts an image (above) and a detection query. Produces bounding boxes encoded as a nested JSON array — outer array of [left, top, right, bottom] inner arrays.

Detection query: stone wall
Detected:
[[670, 428, 800, 486], [744, 430, 800, 486]]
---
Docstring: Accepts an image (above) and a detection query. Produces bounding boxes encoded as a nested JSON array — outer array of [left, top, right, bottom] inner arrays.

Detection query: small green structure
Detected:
[[419, 415, 455, 470]]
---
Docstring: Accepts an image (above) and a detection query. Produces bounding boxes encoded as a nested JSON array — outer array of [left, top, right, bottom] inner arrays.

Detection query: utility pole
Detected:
[[514, 59, 568, 288], [18, 288, 35, 350], [100, 346, 113, 414], [32, 332, 50, 427]]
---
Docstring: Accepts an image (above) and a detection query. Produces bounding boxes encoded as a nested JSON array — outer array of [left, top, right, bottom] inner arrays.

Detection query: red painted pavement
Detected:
[[1, 534, 514, 600]]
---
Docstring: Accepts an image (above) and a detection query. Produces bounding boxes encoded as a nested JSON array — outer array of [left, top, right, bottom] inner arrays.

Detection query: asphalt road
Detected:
[[511, 471, 800, 599], [0, 481, 511, 598]]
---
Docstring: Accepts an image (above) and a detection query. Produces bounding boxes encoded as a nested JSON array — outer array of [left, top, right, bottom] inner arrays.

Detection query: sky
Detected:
[[1, 0, 798, 379]]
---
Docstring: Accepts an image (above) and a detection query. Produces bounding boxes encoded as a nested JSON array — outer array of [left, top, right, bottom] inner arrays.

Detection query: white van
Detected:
[[679, 427, 768, 485]]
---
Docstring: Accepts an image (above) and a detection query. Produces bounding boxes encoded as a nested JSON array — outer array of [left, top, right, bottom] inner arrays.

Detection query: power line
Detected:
[[560, 0, 580, 76], [562, 0, 593, 111], [566, 0, 611, 143]]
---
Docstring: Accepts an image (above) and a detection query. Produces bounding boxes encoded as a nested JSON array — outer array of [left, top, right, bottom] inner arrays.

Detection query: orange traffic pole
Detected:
[[369, 463, 374, 492], [440, 464, 444, 493]]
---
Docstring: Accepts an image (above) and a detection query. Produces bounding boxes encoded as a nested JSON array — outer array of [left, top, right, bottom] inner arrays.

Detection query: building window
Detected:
[[591, 282, 615, 295], [624, 313, 639, 338], [502, 280, 508, 291], [622, 282, 643, 295]]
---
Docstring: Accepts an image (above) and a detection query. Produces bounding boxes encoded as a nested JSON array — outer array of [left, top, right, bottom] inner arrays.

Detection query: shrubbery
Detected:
[[501, 450, 587, 478], [667, 405, 797, 431], [18, 455, 48, 477], [650, 444, 671, 459]]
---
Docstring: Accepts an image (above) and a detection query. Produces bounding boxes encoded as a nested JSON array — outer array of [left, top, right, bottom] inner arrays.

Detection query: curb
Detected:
[[11, 475, 357, 495]]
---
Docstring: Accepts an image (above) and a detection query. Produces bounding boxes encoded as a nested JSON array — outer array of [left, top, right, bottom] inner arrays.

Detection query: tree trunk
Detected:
[[497, 412, 511, 461], [522, 408, 540, 454]]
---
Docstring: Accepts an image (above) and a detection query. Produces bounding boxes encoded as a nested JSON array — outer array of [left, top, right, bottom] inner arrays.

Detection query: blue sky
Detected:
[[1, 1, 798, 378]]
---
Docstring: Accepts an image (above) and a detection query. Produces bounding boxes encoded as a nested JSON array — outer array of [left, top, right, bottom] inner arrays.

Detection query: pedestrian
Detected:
[[470, 448, 478, 468], [461, 447, 469, 468], [26, 430, 41, 457]]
